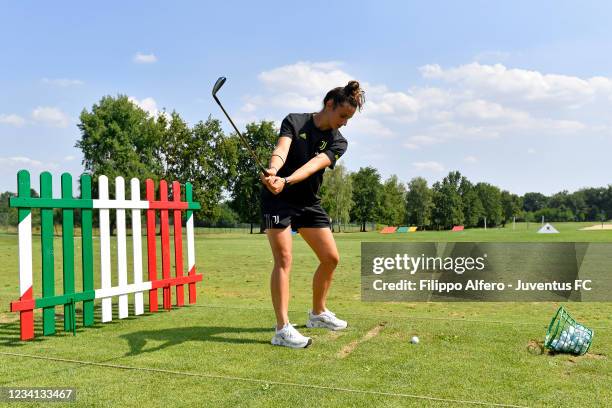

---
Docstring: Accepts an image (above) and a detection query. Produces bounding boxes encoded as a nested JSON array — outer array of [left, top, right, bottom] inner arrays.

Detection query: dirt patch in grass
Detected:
[[337, 322, 386, 359], [0, 313, 18, 324], [527, 339, 545, 355], [581, 224, 612, 230]]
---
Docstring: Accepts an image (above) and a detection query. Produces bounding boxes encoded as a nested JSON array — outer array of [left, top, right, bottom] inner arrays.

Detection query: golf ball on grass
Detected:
[[410, 336, 419, 344]]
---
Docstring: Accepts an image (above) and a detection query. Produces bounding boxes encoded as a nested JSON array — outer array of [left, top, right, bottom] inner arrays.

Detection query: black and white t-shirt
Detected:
[[262, 113, 348, 206]]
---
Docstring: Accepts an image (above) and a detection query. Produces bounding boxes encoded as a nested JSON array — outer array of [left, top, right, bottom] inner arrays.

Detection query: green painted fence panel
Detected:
[[40, 172, 56, 335], [80, 174, 94, 327], [61, 173, 75, 333]]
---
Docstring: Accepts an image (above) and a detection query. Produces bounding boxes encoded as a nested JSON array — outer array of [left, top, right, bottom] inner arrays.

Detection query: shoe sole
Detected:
[[271, 337, 312, 349], [306, 320, 347, 331]]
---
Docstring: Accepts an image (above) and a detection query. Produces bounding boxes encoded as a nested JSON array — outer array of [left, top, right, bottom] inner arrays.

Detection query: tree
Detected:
[[523, 192, 548, 213], [475, 182, 502, 226], [547, 190, 587, 221], [405, 177, 433, 228], [378, 175, 406, 226], [76, 95, 165, 183], [501, 190, 522, 226], [350, 167, 383, 232], [320, 163, 353, 232], [76, 95, 167, 234], [162, 113, 237, 221], [204, 202, 240, 227], [458, 177, 483, 228], [229, 121, 277, 233], [431, 171, 464, 229]]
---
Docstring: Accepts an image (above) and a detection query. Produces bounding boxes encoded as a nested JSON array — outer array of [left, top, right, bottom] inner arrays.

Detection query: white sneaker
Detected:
[[307, 309, 348, 331], [271, 323, 312, 348]]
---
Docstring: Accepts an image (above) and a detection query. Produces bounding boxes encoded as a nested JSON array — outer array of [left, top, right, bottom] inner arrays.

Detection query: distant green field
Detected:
[[0, 223, 610, 407]]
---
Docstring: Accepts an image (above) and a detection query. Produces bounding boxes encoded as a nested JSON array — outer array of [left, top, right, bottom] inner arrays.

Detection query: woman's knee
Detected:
[[273, 251, 292, 271], [321, 251, 340, 268]]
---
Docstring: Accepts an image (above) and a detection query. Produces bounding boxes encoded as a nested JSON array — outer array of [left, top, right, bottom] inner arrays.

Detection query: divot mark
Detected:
[[337, 322, 386, 359]]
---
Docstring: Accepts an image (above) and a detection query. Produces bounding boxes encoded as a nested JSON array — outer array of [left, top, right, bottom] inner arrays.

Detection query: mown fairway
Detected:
[[0, 222, 610, 407]]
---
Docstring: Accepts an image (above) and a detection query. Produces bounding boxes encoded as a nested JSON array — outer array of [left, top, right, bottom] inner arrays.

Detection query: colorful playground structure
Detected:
[[9, 170, 203, 341]]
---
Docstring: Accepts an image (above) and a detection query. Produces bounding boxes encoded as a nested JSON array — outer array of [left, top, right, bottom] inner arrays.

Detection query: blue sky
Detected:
[[2, 1, 612, 195]]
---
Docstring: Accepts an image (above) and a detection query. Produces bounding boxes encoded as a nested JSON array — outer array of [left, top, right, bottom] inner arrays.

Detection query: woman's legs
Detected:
[[266, 226, 293, 330], [297, 227, 340, 315]]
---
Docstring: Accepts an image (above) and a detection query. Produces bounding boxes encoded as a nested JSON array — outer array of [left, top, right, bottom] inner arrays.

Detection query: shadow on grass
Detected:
[[0, 303, 159, 347], [1, 303, 272, 355], [120, 325, 271, 356]]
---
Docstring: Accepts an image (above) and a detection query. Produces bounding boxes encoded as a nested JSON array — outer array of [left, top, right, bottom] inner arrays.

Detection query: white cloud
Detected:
[[420, 62, 612, 106], [527, 148, 536, 154], [241, 102, 257, 113], [41, 78, 84, 87], [64, 155, 76, 161], [258, 61, 351, 96], [31, 107, 70, 128], [412, 161, 445, 173], [233, 60, 612, 188], [402, 143, 419, 150], [128, 96, 169, 120], [0, 114, 26, 127], [250, 61, 598, 153], [0, 157, 59, 176], [366, 91, 419, 118], [246, 61, 420, 130], [133, 52, 158, 64], [0, 156, 44, 168], [349, 117, 394, 139], [455, 99, 529, 122]]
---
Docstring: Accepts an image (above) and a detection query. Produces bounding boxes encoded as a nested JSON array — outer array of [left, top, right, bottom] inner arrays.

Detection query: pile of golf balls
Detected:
[[549, 324, 591, 354]]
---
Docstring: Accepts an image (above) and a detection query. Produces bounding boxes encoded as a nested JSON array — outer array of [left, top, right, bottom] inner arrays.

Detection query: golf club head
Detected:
[[212, 77, 226, 97]]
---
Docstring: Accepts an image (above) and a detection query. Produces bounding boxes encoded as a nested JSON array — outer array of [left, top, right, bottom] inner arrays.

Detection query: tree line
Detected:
[[322, 167, 612, 231], [1, 95, 611, 232]]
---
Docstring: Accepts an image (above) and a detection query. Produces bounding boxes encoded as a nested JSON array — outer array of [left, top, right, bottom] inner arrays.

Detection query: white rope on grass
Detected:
[[0, 351, 528, 408]]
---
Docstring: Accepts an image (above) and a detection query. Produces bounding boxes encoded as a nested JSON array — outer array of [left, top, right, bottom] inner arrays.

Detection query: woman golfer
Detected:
[[260, 80, 365, 348]]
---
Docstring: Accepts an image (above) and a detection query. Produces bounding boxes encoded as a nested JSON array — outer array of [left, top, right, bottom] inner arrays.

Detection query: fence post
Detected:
[[61, 173, 76, 332], [80, 174, 95, 326], [16, 170, 34, 340], [159, 180, 171, 309], [173, 181, 184, 306], [99, 175, 113, 322], [146, 179, 158, 312], [40, 172, 55, 335], [186, 182, 197, 303]]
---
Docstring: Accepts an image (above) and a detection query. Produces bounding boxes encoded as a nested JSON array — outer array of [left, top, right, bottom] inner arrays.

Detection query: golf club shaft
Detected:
[[213, 95, 269, 176]]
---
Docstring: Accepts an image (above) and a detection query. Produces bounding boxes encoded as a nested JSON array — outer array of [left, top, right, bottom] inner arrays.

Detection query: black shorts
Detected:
[[262, 198, 331, 231]]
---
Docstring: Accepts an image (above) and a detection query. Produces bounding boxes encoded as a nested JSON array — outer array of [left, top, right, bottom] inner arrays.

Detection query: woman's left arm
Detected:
[[285, 154, 331, 184], [264, 153, 331, 195], [285, 136, 347, 184]]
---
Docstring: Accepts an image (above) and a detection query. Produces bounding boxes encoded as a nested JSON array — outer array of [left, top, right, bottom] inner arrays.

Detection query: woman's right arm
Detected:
[[261, 136, 292, 193], [267, 136, 292, 176]]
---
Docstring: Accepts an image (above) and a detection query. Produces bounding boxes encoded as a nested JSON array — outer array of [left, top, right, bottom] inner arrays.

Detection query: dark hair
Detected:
[[323, 80, 365, 111]]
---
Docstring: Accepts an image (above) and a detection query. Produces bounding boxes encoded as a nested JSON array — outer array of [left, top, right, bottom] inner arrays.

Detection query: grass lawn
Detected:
[[0, 222, 610, 407]]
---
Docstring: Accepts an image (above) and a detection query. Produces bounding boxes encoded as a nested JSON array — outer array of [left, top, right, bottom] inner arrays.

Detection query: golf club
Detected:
[[212, 77, 270, 176]]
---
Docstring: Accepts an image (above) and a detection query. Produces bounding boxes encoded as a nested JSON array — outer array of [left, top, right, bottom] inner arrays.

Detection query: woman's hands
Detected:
[[260, 168, 286, 195]]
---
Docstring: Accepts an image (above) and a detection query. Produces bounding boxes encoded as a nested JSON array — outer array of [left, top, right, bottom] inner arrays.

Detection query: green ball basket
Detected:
[[544, 306, 594, 356]]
